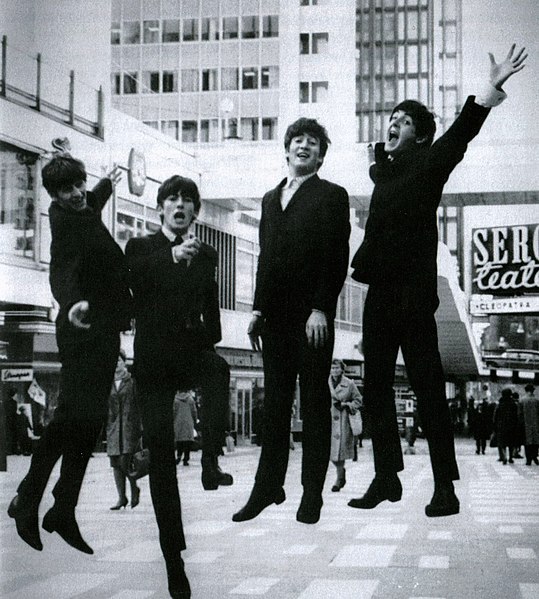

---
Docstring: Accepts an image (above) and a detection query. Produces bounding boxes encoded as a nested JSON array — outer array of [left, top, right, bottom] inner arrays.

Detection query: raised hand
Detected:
[[489, 44, 527, 90], [106, 164, 122, 187]]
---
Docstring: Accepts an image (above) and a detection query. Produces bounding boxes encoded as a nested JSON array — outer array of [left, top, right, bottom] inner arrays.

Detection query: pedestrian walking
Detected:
[[328, 359, 362, 492], [493, 388, 519, 465], [16, 405, 33, 456], [174, 390, 198, 466], [520, 384, 539, 466], [233, 118, 350, 525], [470, 398, 493, 455], [107, 350, 142, 510], [348, 45, 527, 517], [8, 151, 132, 554]]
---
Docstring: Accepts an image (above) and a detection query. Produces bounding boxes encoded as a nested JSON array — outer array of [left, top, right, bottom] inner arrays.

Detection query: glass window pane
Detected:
[[221, 67, 239, 90], [262, 15, 279, 38], [182, 121, 198, 143], [312, 32, 328, 54], [311, 81, 328, 103], [299, 81, 309, 103], [200, 119, 219, 142], [143, 20, 160, 43], [236, 250, 254, 305], [241, 117, 259, 141], [300, 33, 309, 54], [242, 67, 258, 90], [223, 17, 239, 40], [262, 117, 277, 140], [162, 19, 180, 42], [111, 73, 121, 95], [111, 22, 121, 45], [123, 72, 138, 94], [242, 16, 259, 39], [407, 11, 418, 40], [183, 18, 198, 41], [181, 69, 199, 92], [123, 21, 140, 44], [142, 71, 160, 93], [143, 120, 159, 129], [162, 70, 177, 93], [202, 68, 218, 91], [407, 44, 418, 73], [201, 17, 219, 41], [162, 120, 179, 140], [261, 66, 279, 89]]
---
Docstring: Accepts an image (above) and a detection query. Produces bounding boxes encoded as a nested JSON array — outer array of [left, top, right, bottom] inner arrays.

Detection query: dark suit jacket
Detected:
[[125, 231, 222, 379], [49, 178, 133, 339], [351, 96, 491, 290], [253, 174, 350, 324]]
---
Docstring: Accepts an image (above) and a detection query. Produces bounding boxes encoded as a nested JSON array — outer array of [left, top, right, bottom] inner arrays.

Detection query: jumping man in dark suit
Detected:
[[233, 118, 350, 525], [8, 153, 132, 553], [349, 45, 527, 517], [125, 175, 231, 599]]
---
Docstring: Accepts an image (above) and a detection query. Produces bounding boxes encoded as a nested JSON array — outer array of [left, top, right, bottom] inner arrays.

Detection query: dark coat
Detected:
[[49, 178, 133, 339], [125, 230, 222, 380], [253, 174, 350, 324], [329, 375, 362, 462], [106, 373, 141, 456], [520, 393, 539, 445], [351, 96, 491, 291], [494, 397, 519, 447], [470, 400, 494, 441]]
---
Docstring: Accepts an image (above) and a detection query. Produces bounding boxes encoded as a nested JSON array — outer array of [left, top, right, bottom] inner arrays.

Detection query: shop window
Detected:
[[162, 71, 178, 93], [241, 117, 259, 141], [143, 20, 160, 43], [242, 16, 259, 39], [183, 18, 198, 42], [111, 22, 121, 45], [262, 117, 278, 140], [162, 19, 180, 43], [0, 142, 38, 260], [162, 120, 179, 140], [261, 66, 279, 89], [201, 17, 219, 41], [202, 69, 218, 92], [123, 21, 140, 44], [200, 119, 219, 142], [223, 17, 239, 40], [221, 67, 239, 91], [262, 15, 279, 38], [123, 72, 138, 94], [181, 69, 199, 92], [242, 67, 258, 90], [182, 121, 198, 143], [142, 71, 160, 93]]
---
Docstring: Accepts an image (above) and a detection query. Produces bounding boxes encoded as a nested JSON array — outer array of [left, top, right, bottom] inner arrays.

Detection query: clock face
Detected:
[[128, 149, 146, 196]]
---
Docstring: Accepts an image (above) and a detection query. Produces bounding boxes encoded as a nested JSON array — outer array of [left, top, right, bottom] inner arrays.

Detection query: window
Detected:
[[262, 15, 279, 38], [143, 120, 159, 130], [236, 240, 257, 308], [116, 211, 144, 249], [299, 81, 309, 103], [183, 18, 198, 42], [312, 81, 328, 103], [300, 33, 309, 54], [312, 32, 328, 54], [202, 69, 218, 91], [262, 117, 278, 140], [221, 67, 239, 91], [0, 141, 38, 260], [142, 71, 160, 93], [123, 21, 140, 44], [241, 117, 259, 141], [223, 17, 239, 39], [162, 120, 179, 140], [200, 119, 219, 142], [201, 17, 219, 41], [162, 19, 180, 42], [162, 71, 178, 93], [182, 121, 198, 143], [111, 22, 121, 45], [123, 72, 138, 94], [261, 66, 279, 89], [143, 20, 160, 43], [242, 16, 259, 39], [407, 11, 419, 41], [181, 69, 199, 92], [242, 67, 258, 90], [111, 72, 121, 95]]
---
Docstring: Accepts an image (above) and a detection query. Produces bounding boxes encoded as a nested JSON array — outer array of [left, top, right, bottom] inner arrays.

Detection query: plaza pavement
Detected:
[[1, 438, 538, 599]]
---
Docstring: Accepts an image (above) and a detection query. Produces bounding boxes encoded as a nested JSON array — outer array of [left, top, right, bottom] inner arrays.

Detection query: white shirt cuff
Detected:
[[252, 310, 263, 317], [475, 82, 507, 108]]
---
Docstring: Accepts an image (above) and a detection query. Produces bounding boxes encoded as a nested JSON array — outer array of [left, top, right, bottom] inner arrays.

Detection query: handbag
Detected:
[[128, 444, 150, 480], [489, 432, 498, 448], [348, 410, 363, 436]]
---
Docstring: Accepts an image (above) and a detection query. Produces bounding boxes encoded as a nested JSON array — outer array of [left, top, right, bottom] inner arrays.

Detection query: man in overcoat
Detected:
[[233, 118, 350, 525]]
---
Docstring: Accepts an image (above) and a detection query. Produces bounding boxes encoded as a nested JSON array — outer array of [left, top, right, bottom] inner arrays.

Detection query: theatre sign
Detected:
[[471, 224, 539, 296]]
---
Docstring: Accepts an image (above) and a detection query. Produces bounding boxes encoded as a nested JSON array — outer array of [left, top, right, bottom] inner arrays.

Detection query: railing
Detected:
[[0, 35, 104, 138]]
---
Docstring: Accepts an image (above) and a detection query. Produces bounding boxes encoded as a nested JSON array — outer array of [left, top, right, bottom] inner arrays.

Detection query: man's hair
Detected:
[[284, 118, 331, 158], [41, 154, 87, 196], [524, 383, 535, 394], [156, 175, 201, 213], [331, 358, 346, 370], [501, 387, 513, 400], [392, 100, 436, 147]]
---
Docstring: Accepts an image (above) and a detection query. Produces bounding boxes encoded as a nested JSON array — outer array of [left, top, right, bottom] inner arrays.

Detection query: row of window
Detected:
[[357, 43, 429, 76], [357, 7, 429, 44], [112, 66, 279, 95], [142, 117, 278, 143], [111, 15, 278, 45]]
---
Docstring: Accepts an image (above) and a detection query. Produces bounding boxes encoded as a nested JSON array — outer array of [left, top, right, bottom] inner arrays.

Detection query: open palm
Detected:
[[489, 44, 527, 89]]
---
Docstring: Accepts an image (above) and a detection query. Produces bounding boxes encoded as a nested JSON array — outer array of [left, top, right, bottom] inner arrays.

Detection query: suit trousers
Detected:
[[254, 319, 334, 495], [18, 330, 120, 509], [362, 283, 459, 482]]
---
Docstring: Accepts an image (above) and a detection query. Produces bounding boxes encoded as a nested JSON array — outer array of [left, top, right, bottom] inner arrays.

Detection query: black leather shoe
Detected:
[[331, 477, 346, 492], [232, 487, 285, 522], [8, 495, 43, 551], [42, 508, 93, 554], [425, 482, 460, 517], [169, 557, 191, 598], [201, 455, 233, 490], [348, 474, 402, 509], [296, 492, 323, 524]]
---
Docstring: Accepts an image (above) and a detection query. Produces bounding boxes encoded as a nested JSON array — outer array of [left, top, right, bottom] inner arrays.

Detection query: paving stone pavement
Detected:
[[1, 438, 538, 599]]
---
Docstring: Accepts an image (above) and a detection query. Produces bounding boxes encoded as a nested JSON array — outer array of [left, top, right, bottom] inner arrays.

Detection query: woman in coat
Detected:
[[173, 390, 198, 466], [493, 388, 519, 465], [107, 351, 142, 509], [329, 359, 362, 491]]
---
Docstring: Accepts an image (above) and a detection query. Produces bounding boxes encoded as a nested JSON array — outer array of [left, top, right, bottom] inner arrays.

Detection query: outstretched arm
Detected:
[[489, 44, 527, 90]]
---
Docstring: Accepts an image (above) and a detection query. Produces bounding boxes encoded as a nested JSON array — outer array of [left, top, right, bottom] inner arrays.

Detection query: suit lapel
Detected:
[[283, 174, 320, 213]]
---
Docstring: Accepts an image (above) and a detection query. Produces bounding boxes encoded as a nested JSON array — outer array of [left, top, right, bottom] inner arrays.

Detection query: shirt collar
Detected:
[[161, 227, 182, 243], [285, 171, 316, 189]]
